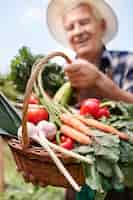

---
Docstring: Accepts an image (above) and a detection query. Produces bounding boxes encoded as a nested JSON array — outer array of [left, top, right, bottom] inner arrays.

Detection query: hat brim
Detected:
[[47, 0, 118, 48]]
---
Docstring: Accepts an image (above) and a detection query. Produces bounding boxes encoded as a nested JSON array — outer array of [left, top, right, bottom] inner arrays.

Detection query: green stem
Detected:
[[56, 130, 61, 144]]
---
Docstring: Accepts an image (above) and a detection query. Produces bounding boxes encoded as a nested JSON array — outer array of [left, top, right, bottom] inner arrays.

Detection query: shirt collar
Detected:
[[100, 47, 112, 73], [75, 47, 113, 73]]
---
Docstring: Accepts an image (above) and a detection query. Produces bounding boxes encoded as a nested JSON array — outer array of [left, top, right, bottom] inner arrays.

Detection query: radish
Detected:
[[17, 122, 37, 139], [37, 120, 56, 141]]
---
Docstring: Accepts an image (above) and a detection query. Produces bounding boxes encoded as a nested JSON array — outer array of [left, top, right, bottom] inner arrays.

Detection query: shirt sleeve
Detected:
[[122, 54, 133, 94]]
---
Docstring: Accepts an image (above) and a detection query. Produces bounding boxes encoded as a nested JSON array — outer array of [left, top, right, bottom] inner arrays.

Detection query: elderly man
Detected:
[[47, 0, 133, 104], [46, 0, 133, 199]]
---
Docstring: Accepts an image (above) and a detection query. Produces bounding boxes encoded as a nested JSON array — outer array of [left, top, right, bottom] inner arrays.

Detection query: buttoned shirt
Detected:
[[100, 49, 133, 93]]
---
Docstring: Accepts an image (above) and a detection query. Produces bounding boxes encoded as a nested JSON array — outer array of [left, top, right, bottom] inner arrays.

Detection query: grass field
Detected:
[[1, 143, 65, 200]]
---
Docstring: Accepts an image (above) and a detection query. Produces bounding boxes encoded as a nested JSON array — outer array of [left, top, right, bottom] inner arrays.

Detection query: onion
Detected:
[[17, 122, 37, 139], [37, 120, 56, 141]]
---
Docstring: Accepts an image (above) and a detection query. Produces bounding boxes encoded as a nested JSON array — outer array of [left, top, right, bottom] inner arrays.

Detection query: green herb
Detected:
[[42, 63, 66, 96]]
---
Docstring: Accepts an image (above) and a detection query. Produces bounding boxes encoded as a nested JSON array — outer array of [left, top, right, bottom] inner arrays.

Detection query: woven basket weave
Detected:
[[7, 52, 85, 188]]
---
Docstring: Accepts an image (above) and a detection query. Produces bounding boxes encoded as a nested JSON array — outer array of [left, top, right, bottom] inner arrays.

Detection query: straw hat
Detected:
[[46, 0, 118, 48]]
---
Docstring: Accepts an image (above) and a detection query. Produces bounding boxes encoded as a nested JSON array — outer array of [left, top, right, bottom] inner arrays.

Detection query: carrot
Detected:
[[60, 114, 94, 137], [76, 114, 129, 141], [60, 125, 92, 145]]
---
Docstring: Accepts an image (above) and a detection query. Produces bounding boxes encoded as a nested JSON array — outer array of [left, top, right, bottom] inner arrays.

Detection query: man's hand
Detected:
[[65, 59, 133, 104], [65, 59, 100, 89]]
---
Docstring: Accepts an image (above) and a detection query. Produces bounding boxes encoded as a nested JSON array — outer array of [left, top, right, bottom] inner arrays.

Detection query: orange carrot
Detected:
[[60, 125, 92, 145], [60, 114, 94, 137], [76, 114, 129, 141]]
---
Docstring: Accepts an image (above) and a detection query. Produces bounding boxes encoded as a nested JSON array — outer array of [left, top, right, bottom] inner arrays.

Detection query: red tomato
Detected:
[[60, 135, 74, 150], [28, 93, 39, 104], [86, 98, 100, 104], [80, 98, 100, 118], [96, 107, 110, 119], [79, 98, 100, 107], [27, 107, 49, 124]]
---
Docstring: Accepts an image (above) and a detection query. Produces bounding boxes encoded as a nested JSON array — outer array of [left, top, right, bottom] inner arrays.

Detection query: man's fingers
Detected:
[[71, 81, 79, 88], [66, 70, 81, 78], [65, 64, 81, 73]]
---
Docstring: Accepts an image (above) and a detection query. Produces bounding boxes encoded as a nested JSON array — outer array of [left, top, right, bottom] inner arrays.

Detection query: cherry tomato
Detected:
[[80, 98, 100, 118], [60, 135, 74, 150], [96, 107, 110, 119], [27, 107, 49, 124], [28, 93, 39, 104]]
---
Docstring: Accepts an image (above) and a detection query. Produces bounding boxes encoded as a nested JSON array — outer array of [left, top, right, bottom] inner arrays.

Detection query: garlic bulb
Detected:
[[37, 120, 56, 141]]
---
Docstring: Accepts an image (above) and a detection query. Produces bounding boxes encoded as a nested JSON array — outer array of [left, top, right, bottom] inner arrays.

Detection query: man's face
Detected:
[[63, 4, 106, 58]]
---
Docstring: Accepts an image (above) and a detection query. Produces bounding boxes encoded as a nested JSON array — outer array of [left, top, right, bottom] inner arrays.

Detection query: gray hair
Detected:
[[64, 2, 103, 22], [74, 3, 102, 21]]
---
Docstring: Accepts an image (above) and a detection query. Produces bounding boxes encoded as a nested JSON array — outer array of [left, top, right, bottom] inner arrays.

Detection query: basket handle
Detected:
[[21, 52, 72, 148]]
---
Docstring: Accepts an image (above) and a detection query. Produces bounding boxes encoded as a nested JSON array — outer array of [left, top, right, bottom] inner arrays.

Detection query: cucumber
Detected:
[[53, 82, 72, 105]]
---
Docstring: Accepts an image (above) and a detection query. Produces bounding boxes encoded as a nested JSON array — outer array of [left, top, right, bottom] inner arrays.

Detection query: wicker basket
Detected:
[[7, 52, 85, 188]]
